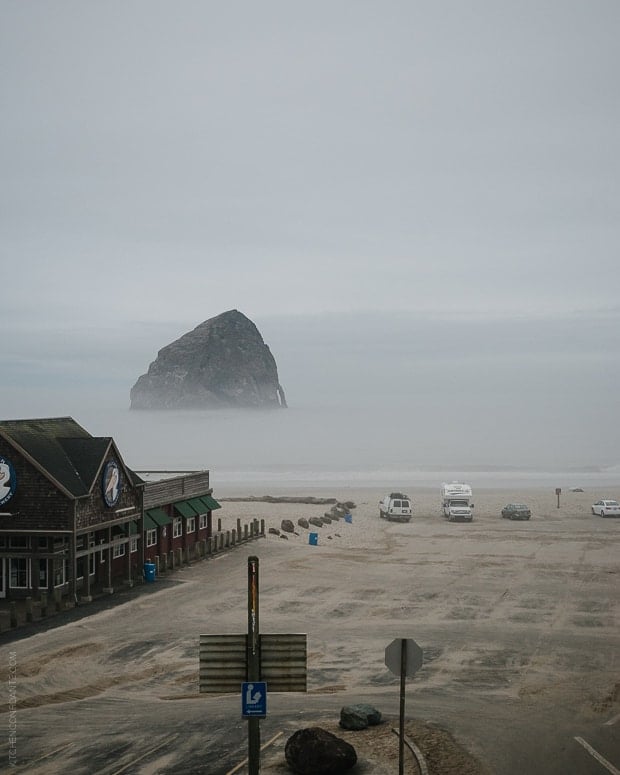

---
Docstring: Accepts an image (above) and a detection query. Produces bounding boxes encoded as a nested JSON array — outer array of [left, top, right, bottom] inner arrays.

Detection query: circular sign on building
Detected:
[[102, 461, 121, 507], [0, 456, 17, 507]]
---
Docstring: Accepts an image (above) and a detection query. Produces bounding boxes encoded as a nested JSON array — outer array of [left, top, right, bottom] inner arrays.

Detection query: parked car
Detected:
[[591, 499, 620, 517], [501, 503, 531, 520]]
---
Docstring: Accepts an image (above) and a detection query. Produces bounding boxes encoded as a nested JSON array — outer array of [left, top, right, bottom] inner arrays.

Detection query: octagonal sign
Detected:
[[385, 638, 423, 678]]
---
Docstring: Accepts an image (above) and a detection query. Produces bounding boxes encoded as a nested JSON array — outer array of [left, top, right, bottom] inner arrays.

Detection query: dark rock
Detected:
[[130, 309, 287, 410], [342, 501, 356, 510], [322, 516, 332, 524], [339, 707, 368, 730], [281, 520, 295, 533], [279, 534, 289, 540], [298, 518, 309, 529], [285, 727, 357, 775], [268, 527, 280, 535], [309, 517, 324, 528], [342, 703, 382, 728]]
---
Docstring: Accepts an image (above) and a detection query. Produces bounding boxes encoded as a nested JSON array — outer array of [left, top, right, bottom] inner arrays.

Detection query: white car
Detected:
[[591, 499, 620, 517]]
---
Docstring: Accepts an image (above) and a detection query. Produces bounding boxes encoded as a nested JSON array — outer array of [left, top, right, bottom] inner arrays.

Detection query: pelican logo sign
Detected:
[[102, 461, 121, 507], [0, 457, 17, 507]]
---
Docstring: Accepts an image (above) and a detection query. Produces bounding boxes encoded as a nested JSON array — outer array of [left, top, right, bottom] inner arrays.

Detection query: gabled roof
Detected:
[[0, 417, 143, 498]]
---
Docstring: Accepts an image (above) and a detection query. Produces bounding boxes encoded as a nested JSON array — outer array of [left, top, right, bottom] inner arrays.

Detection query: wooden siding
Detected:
[[143, 471, 211, 509], [0, 438, 72, 531]]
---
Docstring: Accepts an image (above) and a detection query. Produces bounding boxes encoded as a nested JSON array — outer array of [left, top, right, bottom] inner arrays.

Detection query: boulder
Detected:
[[268, 528, 280, 536], [285, 727, 357, 775], [339, 707, 368, 731], [298, 518, 309, 529], [130, 309, 287, 410], [309, 517, 324, 528], [281, 520, 295, 533], [340, 704, 382, 730]]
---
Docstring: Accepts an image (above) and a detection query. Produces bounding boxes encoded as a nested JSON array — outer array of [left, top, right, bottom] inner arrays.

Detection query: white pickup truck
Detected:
[[441, 481, 474, 522], [379, 493, 412, 522]]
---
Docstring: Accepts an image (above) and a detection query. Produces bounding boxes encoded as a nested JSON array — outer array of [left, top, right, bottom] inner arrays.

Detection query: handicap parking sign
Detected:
[[241, 681, 267, 718]]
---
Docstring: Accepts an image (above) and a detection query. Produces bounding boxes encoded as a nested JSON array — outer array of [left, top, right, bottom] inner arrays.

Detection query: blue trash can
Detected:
[[344, 514, 353, 524], [143, 562, 156, 583], [309, 532, 318, 546]]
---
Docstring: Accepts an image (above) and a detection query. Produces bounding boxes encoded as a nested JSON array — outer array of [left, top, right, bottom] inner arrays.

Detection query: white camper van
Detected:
[[379, 493, 412, 522], [440, 482, 474, 522]]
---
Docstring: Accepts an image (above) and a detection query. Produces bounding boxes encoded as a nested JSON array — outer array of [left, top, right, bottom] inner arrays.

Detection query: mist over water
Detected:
[[2, 310, 618, 489], [74, 400, 619, 492]]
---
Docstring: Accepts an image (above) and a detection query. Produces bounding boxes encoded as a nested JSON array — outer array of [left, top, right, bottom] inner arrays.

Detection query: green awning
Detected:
[[174, 500, 198, 518], [187, 497, 207, 514], [144, 514, 158, 531], [147, 507, 172, 526], [201, 495, 221, 511], [129, 520, 138, 535]]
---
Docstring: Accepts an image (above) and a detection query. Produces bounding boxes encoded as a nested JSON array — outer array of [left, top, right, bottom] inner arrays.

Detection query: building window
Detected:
[[38, 558, 48, 588], [113, 543, 126, 558], [53, 557, 66, 587], [130, 537, 138, 554], [9, 537, 30, 549], [38, 536, 48, 549], [10, 558, 29, 588], [172, 517, 182, 538], [199, 513, 207, 530], [76, 557, 85, 580], [186, 516, 196, 534], [146, 529, 157, 547]]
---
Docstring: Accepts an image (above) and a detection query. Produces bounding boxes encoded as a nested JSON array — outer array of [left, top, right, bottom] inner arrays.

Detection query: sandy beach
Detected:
[[1, 482, 618, 774]]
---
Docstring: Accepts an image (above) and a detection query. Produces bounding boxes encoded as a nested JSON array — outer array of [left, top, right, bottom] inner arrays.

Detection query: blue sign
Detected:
[[241, 681, 267, 718]]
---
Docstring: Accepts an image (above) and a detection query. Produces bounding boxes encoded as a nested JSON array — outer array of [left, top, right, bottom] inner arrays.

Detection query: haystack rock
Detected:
[[130, 310, 287, 410]]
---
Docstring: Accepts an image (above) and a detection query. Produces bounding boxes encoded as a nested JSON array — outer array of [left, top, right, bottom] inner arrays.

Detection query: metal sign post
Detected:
[[248, 556, 260, 775], [556, 487, 561, 509], [385, 638, 423, 775]]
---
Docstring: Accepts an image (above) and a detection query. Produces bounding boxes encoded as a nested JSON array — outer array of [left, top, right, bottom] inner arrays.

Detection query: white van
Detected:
[[379, 493, 412, 522]]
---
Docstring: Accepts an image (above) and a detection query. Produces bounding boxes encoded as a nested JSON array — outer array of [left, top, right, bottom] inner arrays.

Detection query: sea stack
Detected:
[[130, 310, 287, 410]]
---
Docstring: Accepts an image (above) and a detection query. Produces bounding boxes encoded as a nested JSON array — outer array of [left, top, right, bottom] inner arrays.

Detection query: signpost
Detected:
[[556, 487, 561, 509], [247, 556, 260, 775], [385, 638, 423, 775], [198, 557, 307, 773]]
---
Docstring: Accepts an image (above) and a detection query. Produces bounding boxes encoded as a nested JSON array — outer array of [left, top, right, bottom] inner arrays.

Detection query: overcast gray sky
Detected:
[[2, 2, 619, 470]]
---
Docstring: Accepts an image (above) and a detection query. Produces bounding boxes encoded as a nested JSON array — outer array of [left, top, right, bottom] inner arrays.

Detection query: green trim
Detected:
[[201, 495, 221, 510], [174, 500, 197, 518], [147, 507, 172, 526], [144, 514, 157, 531]]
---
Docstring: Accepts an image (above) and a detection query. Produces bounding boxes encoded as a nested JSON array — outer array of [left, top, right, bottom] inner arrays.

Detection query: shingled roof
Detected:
[[0, 417, 143, 498]]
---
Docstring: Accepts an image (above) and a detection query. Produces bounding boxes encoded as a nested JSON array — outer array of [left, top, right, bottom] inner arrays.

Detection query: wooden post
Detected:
[[247, 556, 260, 775]]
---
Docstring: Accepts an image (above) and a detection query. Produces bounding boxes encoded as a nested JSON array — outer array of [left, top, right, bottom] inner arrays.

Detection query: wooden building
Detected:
[[0, 417, 220, 602]]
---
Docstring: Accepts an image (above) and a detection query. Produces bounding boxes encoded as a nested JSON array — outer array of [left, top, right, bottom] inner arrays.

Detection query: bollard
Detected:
[[9, 602, 17, 628], [225, 530, 231, 548], [40, 591, 48, 617], [244, 524, 249, 540], [231, 530, 236, 547], [260, 518, 265, 536], [237, 518, 242, 536], [217, 517, 222, 532]]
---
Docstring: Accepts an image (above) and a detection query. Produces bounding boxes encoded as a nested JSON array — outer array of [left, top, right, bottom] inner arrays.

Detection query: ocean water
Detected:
[[74, 404, 620, 492]]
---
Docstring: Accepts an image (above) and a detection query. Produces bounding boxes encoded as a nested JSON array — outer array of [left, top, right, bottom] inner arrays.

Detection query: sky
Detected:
[[1, 2, 619, 474]]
